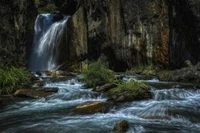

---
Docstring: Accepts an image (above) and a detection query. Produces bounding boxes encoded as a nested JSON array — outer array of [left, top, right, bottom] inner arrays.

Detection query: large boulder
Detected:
[[114, 120, 129, 133], [158, 62, 200, 82], [72, 101, 108, 114]]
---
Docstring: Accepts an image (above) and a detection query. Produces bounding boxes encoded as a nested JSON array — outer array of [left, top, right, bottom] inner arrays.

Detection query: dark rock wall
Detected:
[[168, 0, 200, 69], [66, 5, 88, 71], [0, 0, 199, 71], [84, 0, 170, 71], [0, 0, 37, 66], [83, 0, 200, 71]]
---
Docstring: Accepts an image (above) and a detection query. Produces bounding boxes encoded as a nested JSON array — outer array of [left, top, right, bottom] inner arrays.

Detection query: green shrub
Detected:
[[82, 60, 115, 87], [110, 80, 149, 97], [0, 66, 32, 94]]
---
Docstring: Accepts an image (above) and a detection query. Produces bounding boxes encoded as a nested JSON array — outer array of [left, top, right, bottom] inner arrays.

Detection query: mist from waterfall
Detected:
[[28, 14, 69, 71]]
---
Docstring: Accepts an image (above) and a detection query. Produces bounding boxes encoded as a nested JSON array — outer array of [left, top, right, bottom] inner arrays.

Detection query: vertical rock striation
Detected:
[[66, 5, 88, 71], [0, 0, 37, 66], [83, 0, 170, 71]]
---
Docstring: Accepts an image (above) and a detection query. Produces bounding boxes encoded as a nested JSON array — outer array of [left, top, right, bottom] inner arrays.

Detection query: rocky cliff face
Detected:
[[84, 0, 170, 71], [0, 0, 37, 66], [66, 5, 88, 71], [1, 0, 199, 71], [83, 0, 200, 71]]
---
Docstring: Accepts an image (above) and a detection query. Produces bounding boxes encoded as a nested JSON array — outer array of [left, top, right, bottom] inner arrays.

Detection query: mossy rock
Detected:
[[114, 120, 129, 133], [72, 101, 108, 114], [107, 80, 152, 102]]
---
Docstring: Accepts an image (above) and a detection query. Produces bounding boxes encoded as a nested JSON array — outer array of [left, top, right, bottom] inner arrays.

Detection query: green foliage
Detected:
[[0, 66, 32, 94], [82, 60, 115, 87], [110, 80, 149, 97], [38, 4, 58, 14]]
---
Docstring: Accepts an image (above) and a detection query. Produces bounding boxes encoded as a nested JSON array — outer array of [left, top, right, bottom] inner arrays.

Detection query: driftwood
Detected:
[[55, 54, 88, 70]]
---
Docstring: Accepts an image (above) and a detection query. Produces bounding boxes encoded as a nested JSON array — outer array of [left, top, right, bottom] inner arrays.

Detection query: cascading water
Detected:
[[28, 14, 69, 71]]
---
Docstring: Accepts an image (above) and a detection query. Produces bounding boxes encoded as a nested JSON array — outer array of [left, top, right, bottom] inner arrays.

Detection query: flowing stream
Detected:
[[0, 76, 200, 133]]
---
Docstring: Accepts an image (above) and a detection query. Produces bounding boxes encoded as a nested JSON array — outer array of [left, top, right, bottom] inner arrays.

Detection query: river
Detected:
[[0, 75, 200, 133]]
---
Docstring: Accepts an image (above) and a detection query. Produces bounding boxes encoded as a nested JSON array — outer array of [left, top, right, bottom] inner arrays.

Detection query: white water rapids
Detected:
[[0, 76, 200, 133]]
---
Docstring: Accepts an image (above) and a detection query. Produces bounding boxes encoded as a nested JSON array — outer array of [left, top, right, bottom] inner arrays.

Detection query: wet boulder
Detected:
[[115, 92, 135, 102], [93, 83, 117, 92], [14, 88, 57, 98], [72, 101, 108, 114], [158, 63, 200, 82], [114, 120, 129, 133]]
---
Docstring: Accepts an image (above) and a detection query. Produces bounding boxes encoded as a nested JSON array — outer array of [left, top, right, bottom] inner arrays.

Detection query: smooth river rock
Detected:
[[114, 120, 129, 133], [72, 101, 108, 114]]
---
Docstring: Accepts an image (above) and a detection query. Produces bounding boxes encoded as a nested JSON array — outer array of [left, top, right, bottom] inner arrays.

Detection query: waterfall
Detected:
[[28, 14, 69, 71]]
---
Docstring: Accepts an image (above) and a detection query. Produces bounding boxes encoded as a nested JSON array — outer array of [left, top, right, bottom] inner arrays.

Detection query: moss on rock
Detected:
[[107, 80, 152, 102]]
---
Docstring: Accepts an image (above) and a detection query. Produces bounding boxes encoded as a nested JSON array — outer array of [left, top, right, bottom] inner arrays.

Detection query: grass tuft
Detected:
[[110, 80, 149, 97], [81, 60, 115, 87], [0, 66, 32, 94]]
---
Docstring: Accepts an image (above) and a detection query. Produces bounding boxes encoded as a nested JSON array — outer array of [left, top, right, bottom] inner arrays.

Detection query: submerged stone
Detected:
[[114, 120, 129, 133]]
